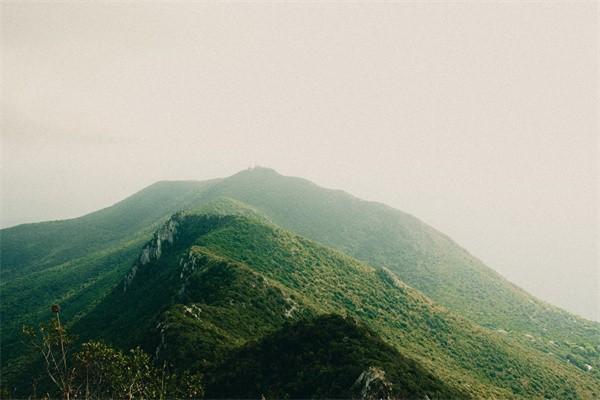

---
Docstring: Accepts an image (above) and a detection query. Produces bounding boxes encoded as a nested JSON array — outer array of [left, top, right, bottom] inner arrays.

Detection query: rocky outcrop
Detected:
[[142, 218, 179, 263], [124, 217, 179, 292], [350, 367, 393, 400], [154, 320, 168, 358], [177, 250, 204, 298], [283, 296, 298, 318]]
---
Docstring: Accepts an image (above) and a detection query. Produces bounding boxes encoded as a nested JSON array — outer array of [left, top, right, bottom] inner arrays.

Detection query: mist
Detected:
[[1, 2, 598, 321]]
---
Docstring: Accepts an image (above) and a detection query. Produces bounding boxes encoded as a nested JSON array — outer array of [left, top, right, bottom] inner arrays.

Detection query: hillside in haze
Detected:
[[1, 168, 599, 398]]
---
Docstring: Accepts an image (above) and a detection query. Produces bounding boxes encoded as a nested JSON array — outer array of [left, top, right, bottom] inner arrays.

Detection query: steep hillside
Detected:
[[206, 314, 467, 399], [197, 168, 600, 376], [0, 179, 218, 372], [2, 168, 599, 393], [61, 205, 600, 398]]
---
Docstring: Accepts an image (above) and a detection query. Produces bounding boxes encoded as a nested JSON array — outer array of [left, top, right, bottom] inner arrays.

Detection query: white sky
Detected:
[[1, 1, 598, 321]]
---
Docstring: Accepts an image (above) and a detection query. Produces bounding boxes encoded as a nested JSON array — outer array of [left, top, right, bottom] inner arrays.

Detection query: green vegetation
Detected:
[[20, 312, 202, 399], [187, 210, 599, 398], [0, 179, 219, 382], [199, 168, 600, 377], [206, 314, 468, 399], [16, 207, 595, 398], [2, 168, 599, 398]]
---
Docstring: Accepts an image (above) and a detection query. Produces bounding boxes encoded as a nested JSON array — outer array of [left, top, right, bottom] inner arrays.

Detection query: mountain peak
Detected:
[[234, 166, 281, 177]]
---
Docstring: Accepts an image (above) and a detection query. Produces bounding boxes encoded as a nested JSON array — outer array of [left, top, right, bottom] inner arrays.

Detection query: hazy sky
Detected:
[[1, 2, 598, 321]]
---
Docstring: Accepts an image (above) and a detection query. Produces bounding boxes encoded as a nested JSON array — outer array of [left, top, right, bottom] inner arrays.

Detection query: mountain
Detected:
[[1, 168, 599, 397], [1, 179, 217, 280], [65, 204, 600, 397]]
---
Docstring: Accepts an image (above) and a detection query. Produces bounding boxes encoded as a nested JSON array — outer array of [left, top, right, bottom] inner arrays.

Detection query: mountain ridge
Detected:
[[69, 204, 599, 398], [2, 168, 599, 397]]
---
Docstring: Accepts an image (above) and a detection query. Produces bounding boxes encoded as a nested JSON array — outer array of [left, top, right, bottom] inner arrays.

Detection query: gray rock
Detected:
[[350, 366, 393, 400]]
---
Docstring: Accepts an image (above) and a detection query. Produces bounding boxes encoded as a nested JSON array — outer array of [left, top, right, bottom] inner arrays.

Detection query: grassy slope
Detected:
[[2, 168, 598, 388], [69, 207, 600, 398], [197, 168, 600, 377]]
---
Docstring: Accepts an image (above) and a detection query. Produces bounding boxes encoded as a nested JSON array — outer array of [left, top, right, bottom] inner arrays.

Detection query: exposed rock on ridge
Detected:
[[124, 217, 179, 291], [351, 366, 394, 400]]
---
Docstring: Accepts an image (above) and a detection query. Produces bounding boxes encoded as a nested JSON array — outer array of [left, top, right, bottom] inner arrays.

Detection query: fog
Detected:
[[1, 2, 598, 321]]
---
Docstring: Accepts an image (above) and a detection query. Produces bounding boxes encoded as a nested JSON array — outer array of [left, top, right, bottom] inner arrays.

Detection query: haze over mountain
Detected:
[[2, 2, 598, 398], [2, 2, 598, 322]]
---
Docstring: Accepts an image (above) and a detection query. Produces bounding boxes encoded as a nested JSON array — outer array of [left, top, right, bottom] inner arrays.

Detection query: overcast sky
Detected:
[[1, 2, 598, 321]]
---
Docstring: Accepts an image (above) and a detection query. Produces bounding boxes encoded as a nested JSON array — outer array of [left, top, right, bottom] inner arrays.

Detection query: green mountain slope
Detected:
[[0, 179, 218, 371], [62, 205, 599, 398], [206, 314, 466, 399], [201, 169, 600, 358], [1, 168, 599, 393], [1, 179, 218, 280]]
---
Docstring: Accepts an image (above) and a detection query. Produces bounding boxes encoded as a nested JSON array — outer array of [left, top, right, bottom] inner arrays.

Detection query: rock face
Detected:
[[350, 366, 394, 400], [124, 217, 179, 292], [143, 218, 179, 262]]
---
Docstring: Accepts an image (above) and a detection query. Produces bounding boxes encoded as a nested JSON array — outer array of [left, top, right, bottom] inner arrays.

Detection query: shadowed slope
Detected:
[[206, 314, 467, 399]]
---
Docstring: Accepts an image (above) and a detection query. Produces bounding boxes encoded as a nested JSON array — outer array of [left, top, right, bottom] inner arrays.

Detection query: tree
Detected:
[[23, 305, 75, 400], [24, 304, 204, 399]]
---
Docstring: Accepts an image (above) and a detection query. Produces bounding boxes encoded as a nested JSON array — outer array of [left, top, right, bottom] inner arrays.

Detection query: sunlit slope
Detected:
[[197, 168, 600, 376], [72, 205, 600, 398]]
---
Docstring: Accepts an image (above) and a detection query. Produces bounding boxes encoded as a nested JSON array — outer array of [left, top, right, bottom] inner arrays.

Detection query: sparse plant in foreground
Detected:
[[22, 304, 75, 400], [23, 305, 204, 399]]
